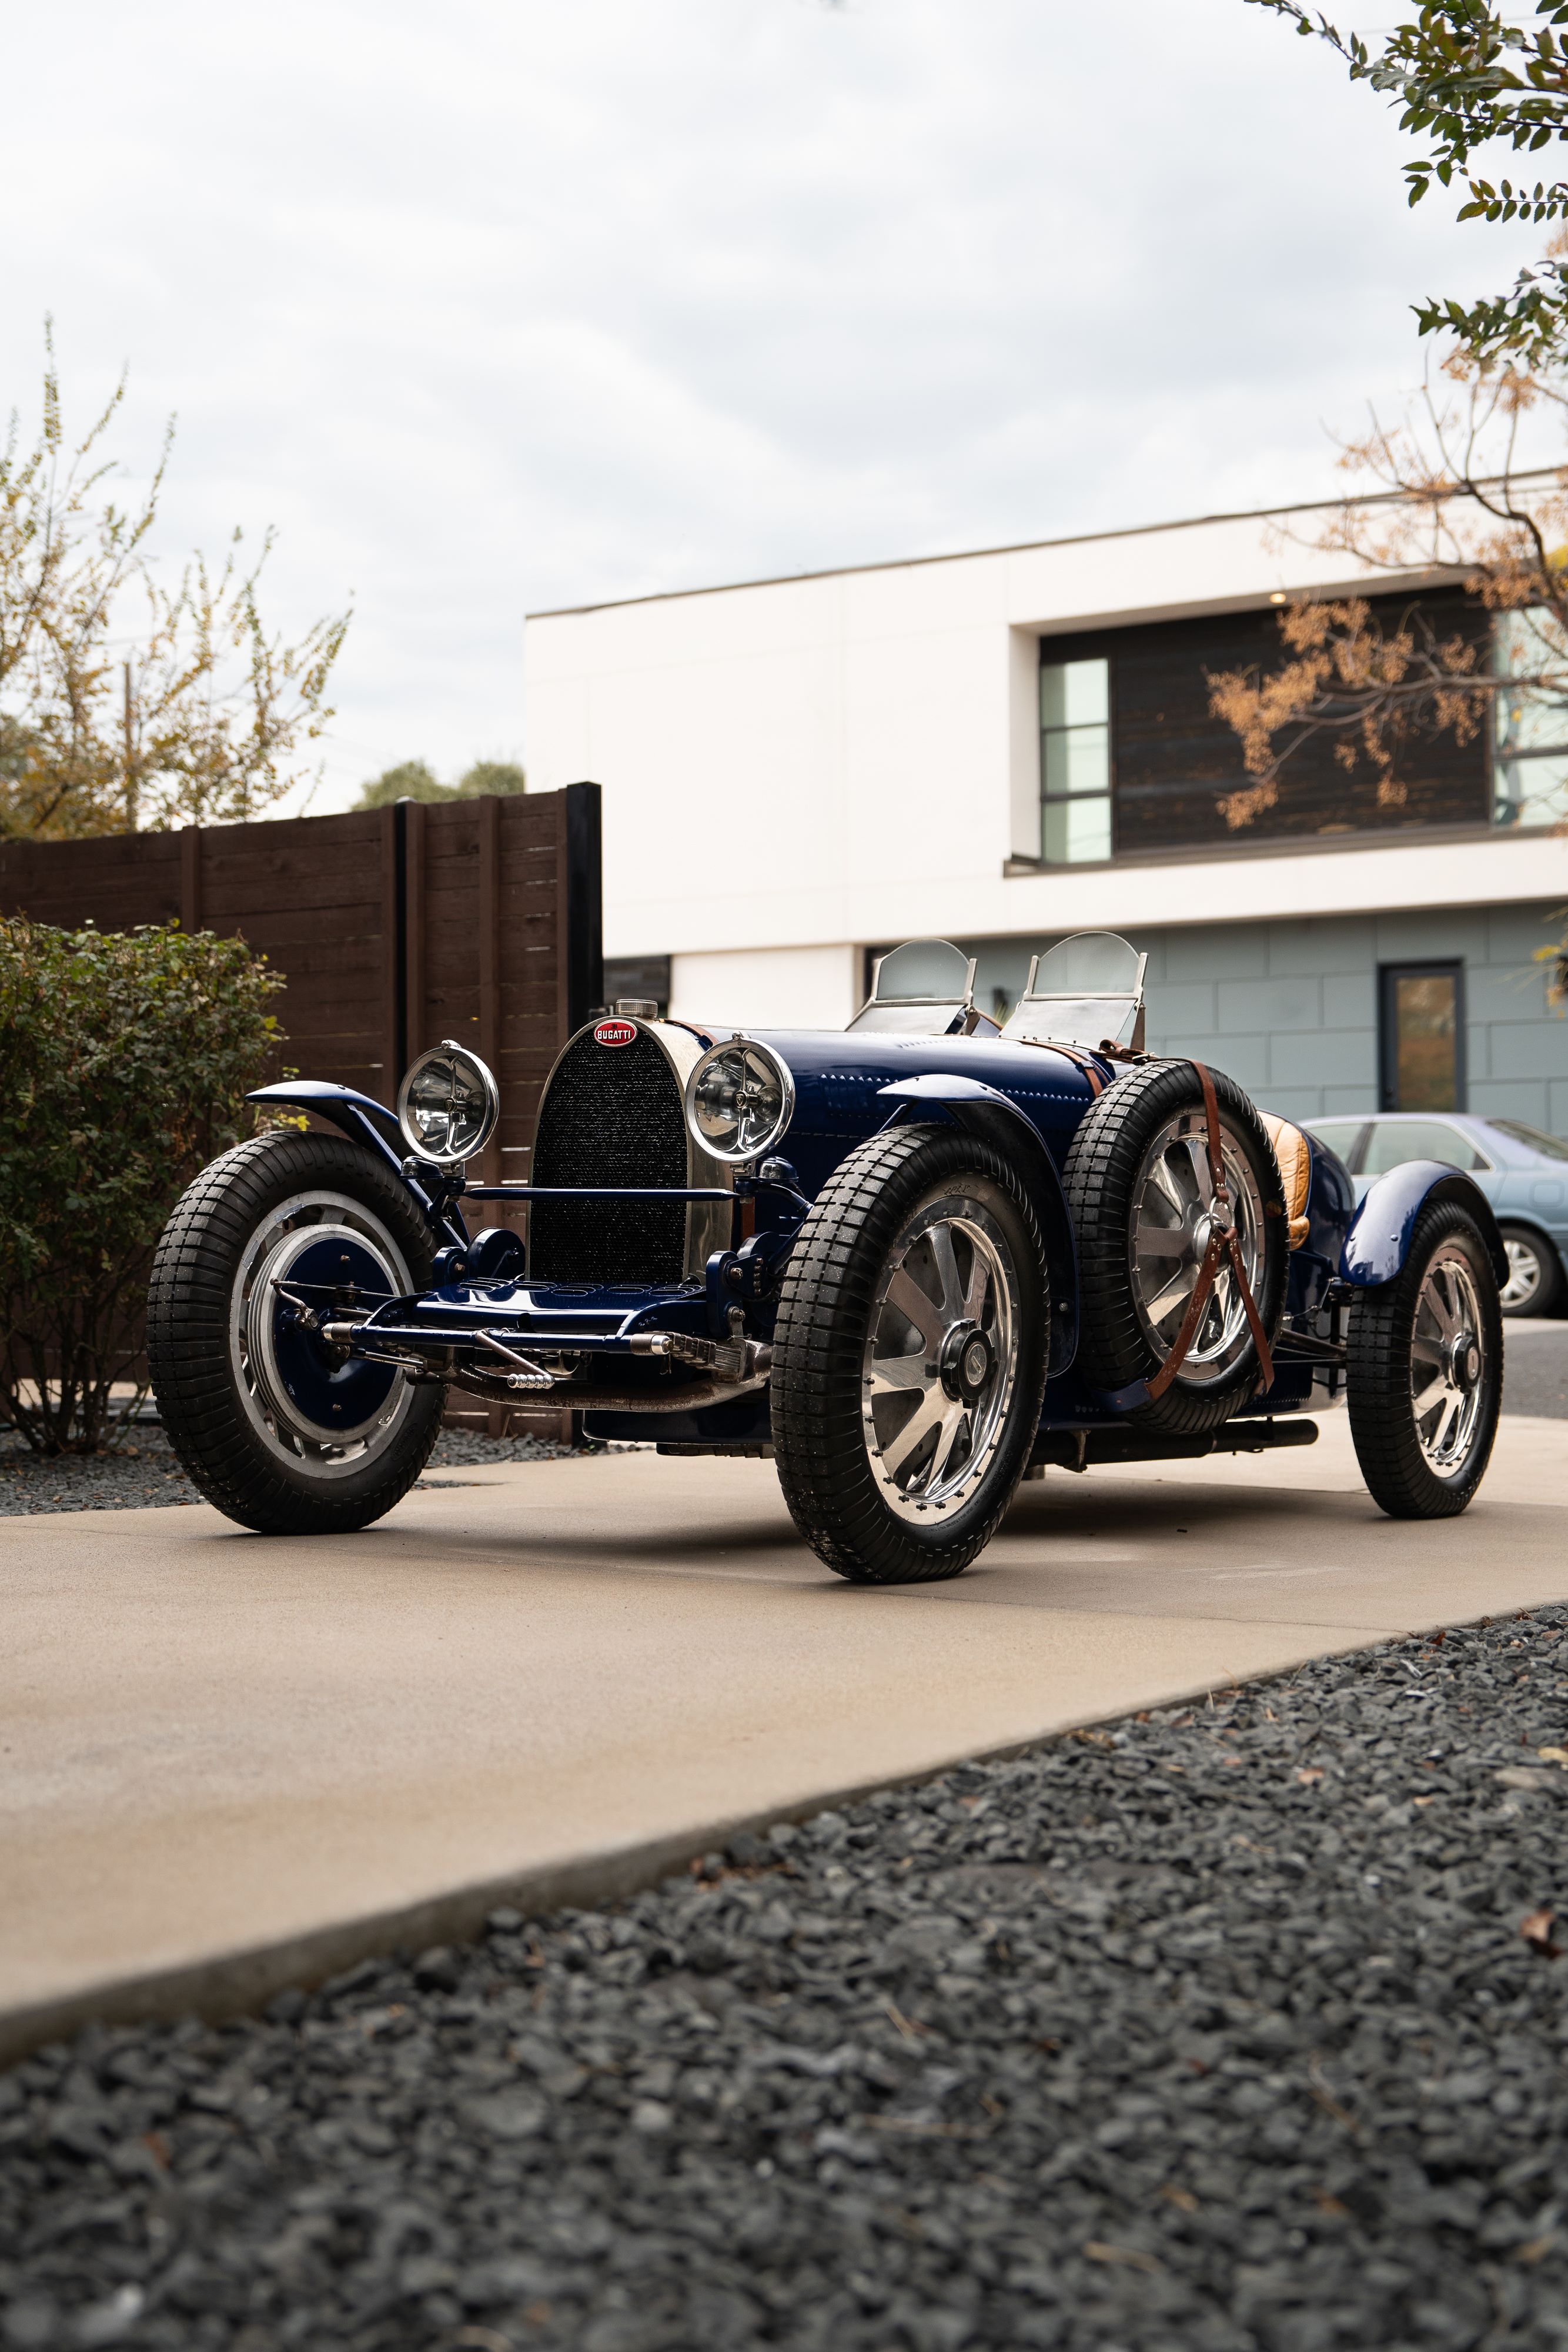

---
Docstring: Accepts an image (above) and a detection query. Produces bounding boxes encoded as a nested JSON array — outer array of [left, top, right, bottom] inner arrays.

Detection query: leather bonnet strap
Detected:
[[1047, 1043, 1105, 1098]]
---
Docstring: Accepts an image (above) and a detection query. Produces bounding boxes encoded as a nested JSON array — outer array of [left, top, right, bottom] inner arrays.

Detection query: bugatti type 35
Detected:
[[148, 934, 1506, 1581]]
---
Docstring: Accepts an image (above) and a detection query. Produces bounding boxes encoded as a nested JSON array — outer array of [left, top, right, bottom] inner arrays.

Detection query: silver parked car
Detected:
[[1303, 1112, 1568, 1317]]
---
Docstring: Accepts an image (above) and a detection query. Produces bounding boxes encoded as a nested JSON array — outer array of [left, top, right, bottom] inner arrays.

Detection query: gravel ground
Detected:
[[9, 1613, 1568, 2350], [0, 1434, 199, 1515], [0, 1429, 573, 1516]]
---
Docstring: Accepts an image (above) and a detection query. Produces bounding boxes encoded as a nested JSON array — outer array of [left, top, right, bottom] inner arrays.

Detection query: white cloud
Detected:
[[1, 0, 1550, 808]]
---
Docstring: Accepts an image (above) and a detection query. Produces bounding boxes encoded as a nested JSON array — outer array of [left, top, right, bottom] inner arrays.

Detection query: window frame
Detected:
[[1038, 650, 1114, 866], [1377, 960, 1466, 1115]]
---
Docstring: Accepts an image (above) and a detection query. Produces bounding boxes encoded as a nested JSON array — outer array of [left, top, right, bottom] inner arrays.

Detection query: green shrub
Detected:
[[0, 918, 285, 1453]]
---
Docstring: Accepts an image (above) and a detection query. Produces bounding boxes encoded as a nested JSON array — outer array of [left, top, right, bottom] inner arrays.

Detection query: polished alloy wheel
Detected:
[[1128, 1112, 1265, 1384], [861, 1195, 1019, 1522], [230, 1188, 417, 1478], [1500, 1234, 1545, 1314], [1410, 1246, 1489, 1474]]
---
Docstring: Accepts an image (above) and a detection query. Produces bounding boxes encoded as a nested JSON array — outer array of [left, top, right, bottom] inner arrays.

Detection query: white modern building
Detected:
[[524, 498, 1568, 1134]]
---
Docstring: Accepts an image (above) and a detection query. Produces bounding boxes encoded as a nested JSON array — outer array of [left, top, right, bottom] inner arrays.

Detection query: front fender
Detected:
[[1342, 1161, 1507, 1288], [876, 1074, 1078, 1375], [246, 1080, 466, 1250]]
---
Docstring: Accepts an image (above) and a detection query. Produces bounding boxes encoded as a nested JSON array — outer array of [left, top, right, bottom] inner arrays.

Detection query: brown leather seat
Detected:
[[1261, 1114, 1312, 1250]]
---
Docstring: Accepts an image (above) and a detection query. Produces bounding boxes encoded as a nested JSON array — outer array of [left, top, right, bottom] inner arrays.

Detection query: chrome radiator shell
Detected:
[[527, 1018, 732, 1283]]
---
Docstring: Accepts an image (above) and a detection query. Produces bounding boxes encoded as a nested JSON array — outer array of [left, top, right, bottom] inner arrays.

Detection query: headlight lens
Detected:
[[684, 1038, 795, 1164], [396, 1038, 500, 1165]]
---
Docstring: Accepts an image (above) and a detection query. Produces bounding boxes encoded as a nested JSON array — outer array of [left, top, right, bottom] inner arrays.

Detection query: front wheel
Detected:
[[770, 1125, 1048, 1583], [1346, 1200, 1502, 1519], [148, 1131, 444, 1534]]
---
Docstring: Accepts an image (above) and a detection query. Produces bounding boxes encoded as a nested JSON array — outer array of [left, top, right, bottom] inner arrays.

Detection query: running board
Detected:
[[1029, 1419, 1319, 1475]]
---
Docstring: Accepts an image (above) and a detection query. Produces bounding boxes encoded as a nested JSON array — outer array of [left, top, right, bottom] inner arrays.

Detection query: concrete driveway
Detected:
[[3, 1407, 1565, 2062]]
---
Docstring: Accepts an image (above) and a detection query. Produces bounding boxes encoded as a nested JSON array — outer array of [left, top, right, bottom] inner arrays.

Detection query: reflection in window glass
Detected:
[[1494, 612, 1568, 828], [1383, 968, 1460, 1112], [1041, 657, 1111, 863], [1043, 794, 1112, 864], [1361, 1120, 1483, 1175], [1042, 727, 1111, 797]]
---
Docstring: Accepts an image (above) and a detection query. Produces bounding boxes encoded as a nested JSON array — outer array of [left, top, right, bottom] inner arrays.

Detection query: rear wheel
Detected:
[[770, 1125, 1048, 1583], [148, 1131, 443, 1534], [1346, 1200, 1502, 1519], [1499, 1222, 1564, 1318]]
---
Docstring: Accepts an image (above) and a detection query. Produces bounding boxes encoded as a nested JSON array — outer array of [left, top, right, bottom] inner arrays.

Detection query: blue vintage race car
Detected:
[[148, 934, 1506, 1581]]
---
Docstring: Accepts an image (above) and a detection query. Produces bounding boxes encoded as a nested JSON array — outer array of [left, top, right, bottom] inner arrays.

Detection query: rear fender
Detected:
[[1342, 1161, 1507, 1288], [246, 1080, 467, 1250], [877, 1074, 1078, 1375]]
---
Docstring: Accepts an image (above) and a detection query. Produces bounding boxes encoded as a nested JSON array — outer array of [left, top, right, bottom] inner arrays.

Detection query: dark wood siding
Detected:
[[0, 787, 601, 1199], [400, 794, 581, 1188], [0, 791, 601, 1411], [1039, 589, 1491, 857]]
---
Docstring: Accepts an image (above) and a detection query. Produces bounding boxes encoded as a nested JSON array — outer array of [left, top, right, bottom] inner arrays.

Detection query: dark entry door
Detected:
[[1379, 962, 1465, 1113]]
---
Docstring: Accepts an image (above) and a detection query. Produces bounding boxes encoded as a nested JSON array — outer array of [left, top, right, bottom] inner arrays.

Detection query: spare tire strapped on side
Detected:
[[1062, 1057, 1288, 1435], [1142, 1060, 1275, 1404]]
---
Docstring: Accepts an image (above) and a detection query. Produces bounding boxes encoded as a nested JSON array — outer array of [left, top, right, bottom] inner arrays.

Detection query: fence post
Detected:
[[403, 799, 427, 1066], [382, 805, 404, 1095], [179, 828, 203, 933], [478, 794, 502, 1187], [561, 781, 603, 1038]]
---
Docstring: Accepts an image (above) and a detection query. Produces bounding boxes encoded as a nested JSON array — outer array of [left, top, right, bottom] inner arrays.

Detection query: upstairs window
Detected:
[[1494, 610, 1568, 830], [1040, 656, 1111, 863]]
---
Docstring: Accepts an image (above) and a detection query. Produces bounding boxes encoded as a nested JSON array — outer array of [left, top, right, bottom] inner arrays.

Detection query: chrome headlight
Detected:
[[396, 1038, 500, 1166], [684, 1037, 795, 1164]]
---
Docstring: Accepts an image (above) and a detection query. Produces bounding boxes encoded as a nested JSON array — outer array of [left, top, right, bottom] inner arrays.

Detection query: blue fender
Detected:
[[1341, 1161, 1507, 1288], [875, 1074, 1078, 1375], [245, 1080, 467, 1250]]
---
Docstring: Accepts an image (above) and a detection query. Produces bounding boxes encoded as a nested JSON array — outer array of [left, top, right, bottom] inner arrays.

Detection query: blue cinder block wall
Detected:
[[962, 901, 1568, 1132]]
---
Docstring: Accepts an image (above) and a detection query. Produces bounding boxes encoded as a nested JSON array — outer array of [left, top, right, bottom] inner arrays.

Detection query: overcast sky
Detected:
[[2, 0, 1548, 813]]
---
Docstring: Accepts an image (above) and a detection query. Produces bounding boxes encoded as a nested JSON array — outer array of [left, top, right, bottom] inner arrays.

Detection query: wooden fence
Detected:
[[0, 785, 604, 1193]]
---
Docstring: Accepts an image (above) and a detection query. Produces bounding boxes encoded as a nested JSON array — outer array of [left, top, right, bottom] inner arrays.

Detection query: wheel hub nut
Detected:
[[940, 1321, 994, 1404], [1448, 1329, 1481, 1391], [1193, 1204, 1233, 1253]]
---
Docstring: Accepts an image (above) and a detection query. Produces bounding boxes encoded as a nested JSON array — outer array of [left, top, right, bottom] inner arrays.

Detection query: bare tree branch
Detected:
[[0, 326, 349, 838]]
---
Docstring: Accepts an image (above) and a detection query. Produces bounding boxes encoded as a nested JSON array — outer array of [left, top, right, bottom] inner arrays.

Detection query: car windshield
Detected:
[[1002, 930, 1146, 1050], [1303, 1119, 1365, 1162], [1487, 1118, 1568, 1162], [850, 938, 974, 1034]]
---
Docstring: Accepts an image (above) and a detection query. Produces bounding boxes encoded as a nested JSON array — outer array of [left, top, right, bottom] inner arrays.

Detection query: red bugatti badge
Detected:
[[593, 1017, 638, 1048]]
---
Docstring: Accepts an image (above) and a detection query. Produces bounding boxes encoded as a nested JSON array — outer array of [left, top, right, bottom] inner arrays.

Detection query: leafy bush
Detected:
[[0, 919, 284, 1452]]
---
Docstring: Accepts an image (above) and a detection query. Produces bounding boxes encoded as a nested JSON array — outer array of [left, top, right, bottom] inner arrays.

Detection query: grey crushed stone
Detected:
[[8, 1614, 1568, 2347], [0, 1433, 199, 1515], [0, 1429, 575, 1515]]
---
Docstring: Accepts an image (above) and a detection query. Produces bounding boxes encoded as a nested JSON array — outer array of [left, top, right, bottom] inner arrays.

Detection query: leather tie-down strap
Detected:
[[1143, 1060, 1275, 1404], [1048, 1043, 1106, 1097]]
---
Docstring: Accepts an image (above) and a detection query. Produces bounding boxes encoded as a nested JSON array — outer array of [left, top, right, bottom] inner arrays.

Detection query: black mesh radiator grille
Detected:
[[530, 1029, 690, 1284]]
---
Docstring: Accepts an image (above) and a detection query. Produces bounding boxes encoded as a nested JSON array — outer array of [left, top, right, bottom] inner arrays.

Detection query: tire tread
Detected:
[[148, 1132, 442, 1535], [771, 1125, 1047, 1583]]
